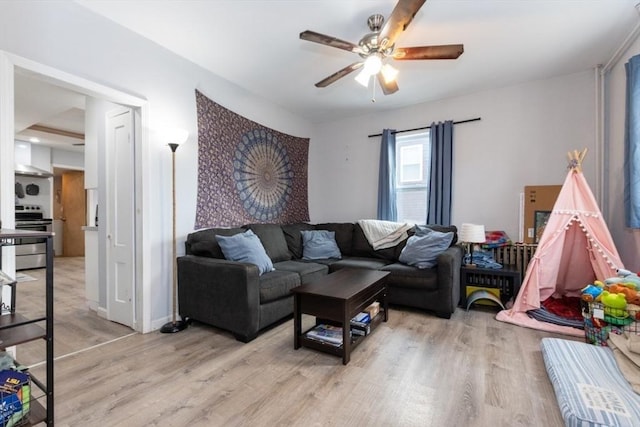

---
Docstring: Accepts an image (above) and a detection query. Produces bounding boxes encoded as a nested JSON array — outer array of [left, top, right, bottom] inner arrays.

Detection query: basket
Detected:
[[582, 300, 640, 346], [0, 370, 30, 427]]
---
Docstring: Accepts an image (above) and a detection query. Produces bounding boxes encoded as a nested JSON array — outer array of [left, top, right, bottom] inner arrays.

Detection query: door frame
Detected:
[[0, 51, 152, 332]]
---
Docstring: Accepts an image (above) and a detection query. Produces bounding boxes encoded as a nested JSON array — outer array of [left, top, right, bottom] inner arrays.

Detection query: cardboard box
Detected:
[[523, 185, 561, 244], [364, 302, 380, 319]]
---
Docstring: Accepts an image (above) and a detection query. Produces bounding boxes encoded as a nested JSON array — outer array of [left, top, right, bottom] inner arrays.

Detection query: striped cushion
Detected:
[[541, 338, 640, 427]]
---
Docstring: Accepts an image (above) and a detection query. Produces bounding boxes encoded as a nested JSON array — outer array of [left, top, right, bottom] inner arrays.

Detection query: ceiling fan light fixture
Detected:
[[354, 68, 371, 87], [380, 63, 399, 84], [363, 53, 382, 76]]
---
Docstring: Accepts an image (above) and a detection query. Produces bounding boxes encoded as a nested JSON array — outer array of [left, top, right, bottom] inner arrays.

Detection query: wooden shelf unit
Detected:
[[0, 228, 54, 426]]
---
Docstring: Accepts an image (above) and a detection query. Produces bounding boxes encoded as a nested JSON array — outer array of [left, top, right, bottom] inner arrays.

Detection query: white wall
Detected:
[[52, 148, 84, 170], [311, 70, 597, 241], [0, 1, 312, 330], [605, 34, 640, 272]]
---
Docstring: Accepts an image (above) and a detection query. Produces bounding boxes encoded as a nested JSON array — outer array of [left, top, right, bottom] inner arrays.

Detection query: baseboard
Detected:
[[85, 300, 99, 312], [96, 306, 108, 319]]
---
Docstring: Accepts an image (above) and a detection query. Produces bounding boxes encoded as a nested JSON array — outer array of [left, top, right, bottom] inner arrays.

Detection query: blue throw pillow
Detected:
[[216, 229, 274, 275], [301, 230, 342, 260], [399, 230, 454, 269], [413, 225, 433, 236]]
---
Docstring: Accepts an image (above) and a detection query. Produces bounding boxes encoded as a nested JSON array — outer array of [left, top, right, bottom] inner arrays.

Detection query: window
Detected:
[[395, 131, 430, 224]]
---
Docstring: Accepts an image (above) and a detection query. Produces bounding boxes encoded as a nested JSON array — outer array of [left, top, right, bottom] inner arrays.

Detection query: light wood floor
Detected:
[[15, 261, 580, 427], [14, 257, 133, 366]]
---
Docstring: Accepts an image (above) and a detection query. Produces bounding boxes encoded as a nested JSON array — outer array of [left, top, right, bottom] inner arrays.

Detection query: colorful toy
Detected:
[[581, 284, 604, 302], [604, 269, 640, 290], [600, 290, 628, 319], [605, 284, 640, 305]]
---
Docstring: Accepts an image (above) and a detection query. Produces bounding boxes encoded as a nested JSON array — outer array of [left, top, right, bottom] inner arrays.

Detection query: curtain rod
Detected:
[[367, 117, 482, 138]]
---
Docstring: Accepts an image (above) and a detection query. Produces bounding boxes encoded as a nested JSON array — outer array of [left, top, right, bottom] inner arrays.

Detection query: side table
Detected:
[[460, 264, 522, 310]]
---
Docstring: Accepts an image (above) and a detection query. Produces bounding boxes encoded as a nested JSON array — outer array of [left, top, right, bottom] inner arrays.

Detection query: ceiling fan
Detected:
[[300, 0, 463, 95]]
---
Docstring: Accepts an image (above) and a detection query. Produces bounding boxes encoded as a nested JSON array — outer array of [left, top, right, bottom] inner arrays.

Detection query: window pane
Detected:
[[399, 144, 423, 184], [395, 130, 430, 224], [397, 188, 427, 224]]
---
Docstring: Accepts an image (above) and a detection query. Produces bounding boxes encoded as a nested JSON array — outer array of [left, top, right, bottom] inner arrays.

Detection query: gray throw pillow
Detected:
[[217, 230, 274, 275], [301, 230, 342, 260], [399, 230, 454, 269]]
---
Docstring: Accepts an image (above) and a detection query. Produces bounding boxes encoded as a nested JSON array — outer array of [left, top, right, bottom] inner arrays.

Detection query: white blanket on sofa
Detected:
[[357, 220, 414, 250]]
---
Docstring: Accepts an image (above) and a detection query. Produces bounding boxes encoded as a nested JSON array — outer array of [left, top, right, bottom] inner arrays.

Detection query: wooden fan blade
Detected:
[[300, 30, 361, 53], [378, 0, 426, 49], [393, 44, 464, 60], [377, 73, 399, 95], [315, 62, 364, 87]]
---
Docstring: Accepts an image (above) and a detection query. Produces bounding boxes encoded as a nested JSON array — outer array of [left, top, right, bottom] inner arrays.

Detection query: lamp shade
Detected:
[[166, 128, 189, 146], [459, 223, 486, 244]]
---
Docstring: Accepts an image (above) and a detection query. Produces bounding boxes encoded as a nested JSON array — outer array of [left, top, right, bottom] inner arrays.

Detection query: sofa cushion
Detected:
[[259, 270, 300, 303], [328, 256, 392, 273], [381, 262, 439, 291], [273, 260, 329, 285], [282, 223, 315, 259], [244, 223, 292, 263], [394, 224, 457, 259], [352, 223, 399, 261], [301, 230, 342, 260], [314, 223, 354, 256], [414, 224, 458, 245], [217, 230, 274, 275], [399, 230, 454, 269], [186, 227, 245, 258]]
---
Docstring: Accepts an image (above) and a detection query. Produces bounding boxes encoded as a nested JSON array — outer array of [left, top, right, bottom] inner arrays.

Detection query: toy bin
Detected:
[[0, 370, 30, 427], [582, 301, 640, 346]]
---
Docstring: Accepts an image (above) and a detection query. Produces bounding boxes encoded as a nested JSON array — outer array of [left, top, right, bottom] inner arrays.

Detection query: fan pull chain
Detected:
[[371, 76, 377, 103]]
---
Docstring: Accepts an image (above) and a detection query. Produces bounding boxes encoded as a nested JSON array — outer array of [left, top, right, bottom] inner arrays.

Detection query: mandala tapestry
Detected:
[[195, 90, 310, 228]]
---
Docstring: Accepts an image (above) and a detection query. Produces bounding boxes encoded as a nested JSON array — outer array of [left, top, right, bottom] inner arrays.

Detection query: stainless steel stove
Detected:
[[15, 204, 53, 270]]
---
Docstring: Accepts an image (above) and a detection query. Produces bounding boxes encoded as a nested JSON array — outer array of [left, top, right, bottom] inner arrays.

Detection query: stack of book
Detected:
[[306, 324, 344, 346], [350, 312, 371, 336]]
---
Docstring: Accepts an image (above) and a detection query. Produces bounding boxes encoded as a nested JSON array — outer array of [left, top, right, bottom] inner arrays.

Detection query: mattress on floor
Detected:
[[541, 338, 640, 427]]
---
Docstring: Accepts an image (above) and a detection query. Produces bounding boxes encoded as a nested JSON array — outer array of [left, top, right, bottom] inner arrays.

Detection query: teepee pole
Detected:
[[567, 148, 588, 172]]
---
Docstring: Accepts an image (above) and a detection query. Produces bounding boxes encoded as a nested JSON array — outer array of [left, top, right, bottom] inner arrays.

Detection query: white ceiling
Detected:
[[75, 0, 640, 123], [13, 0, 640, 151], [14, 72, 86, 152]]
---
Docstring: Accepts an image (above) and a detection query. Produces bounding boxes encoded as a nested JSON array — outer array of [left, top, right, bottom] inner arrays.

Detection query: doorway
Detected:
[[53, 168, 86, 257], [1, 51, 149, 332]]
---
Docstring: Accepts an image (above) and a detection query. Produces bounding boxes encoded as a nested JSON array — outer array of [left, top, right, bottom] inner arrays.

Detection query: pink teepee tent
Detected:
[[496, 149, 623, 336]]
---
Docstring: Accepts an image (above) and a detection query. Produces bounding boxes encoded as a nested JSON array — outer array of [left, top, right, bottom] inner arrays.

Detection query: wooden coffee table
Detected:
[[291, 268, 389, 365]]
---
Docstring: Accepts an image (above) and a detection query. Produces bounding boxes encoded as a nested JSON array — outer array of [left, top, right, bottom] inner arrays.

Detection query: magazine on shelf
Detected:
[[351, 327, 366, 337], [350, 322, 370, 336], [306, 324, 344, 345]]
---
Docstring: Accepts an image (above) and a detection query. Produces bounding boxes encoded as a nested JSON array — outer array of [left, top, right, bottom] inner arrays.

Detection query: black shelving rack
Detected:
[[0, 228, 54, 426]]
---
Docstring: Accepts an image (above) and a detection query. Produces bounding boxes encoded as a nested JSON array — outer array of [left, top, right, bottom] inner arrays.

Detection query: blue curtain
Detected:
[[625, 54, 640, 228], [427, 121, 453, 225], [377, 129, 397, 221]]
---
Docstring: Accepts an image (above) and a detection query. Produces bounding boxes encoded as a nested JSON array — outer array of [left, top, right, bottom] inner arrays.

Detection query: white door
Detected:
[[106, 108, 135, 327]]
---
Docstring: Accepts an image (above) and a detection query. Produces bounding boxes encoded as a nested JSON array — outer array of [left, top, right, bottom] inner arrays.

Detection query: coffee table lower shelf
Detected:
[[298, 312, 385, 359]]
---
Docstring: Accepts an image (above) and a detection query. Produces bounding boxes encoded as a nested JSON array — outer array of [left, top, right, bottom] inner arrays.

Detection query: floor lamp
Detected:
[[161, 129, 189, 334]]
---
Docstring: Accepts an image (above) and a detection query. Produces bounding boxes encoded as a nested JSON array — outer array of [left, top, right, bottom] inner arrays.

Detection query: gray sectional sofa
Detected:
[[177, 222, 462, 342]]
